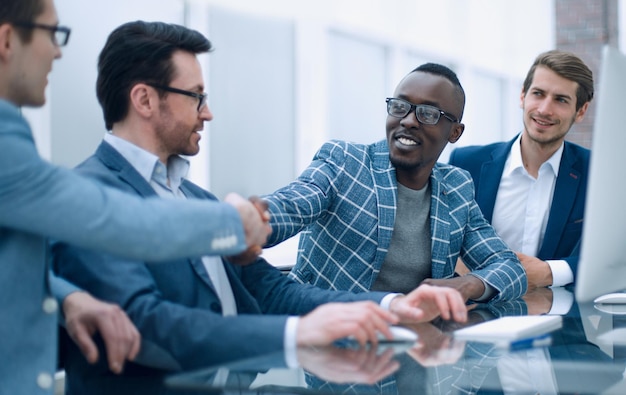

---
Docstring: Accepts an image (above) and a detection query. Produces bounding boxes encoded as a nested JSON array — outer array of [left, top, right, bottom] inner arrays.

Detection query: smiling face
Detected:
[[520, 66, 589, 149], [152, 50, 213, 163], [386, 71, 464, 189], [5, 0, 62, 107]]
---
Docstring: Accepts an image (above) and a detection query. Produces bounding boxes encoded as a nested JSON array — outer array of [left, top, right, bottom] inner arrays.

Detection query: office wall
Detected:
[[49, 0, 185, 168], [207, 7, 296, 199], [27, 0, 564, 265]]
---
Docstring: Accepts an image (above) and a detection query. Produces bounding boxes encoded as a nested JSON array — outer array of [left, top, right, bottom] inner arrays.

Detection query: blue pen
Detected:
[[499, 334, 553, 351]]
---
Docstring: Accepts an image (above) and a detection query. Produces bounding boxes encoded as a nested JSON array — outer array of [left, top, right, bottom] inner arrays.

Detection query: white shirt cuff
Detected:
[[547, 259, 574, 287], [381, 293, 402, 310], [547, 286, 574, 315], [284, 316, 300, 368], [468, 274, 497, 302]]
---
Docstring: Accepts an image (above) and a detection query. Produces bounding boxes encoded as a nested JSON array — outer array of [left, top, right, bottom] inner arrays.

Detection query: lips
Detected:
[[532, 116, 556, 127], [393, 132, 421, 148]]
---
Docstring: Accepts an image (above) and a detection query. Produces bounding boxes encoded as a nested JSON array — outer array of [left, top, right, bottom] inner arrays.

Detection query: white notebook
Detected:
[[453, 315, 563, 342]]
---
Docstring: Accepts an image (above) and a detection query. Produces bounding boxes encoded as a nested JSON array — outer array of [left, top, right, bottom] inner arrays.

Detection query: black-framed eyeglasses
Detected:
[[386, 97, 460, 125], [13, 22, 71, 47], [147, 84, 208, 112]]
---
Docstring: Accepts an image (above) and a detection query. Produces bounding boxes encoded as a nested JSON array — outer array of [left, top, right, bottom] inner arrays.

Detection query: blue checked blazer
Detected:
[[264, 139, 527, 302], [449, 135, 589, 282]]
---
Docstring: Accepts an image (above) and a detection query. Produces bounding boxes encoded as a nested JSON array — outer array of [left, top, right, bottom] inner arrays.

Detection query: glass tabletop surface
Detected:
[[163, 287, 626, 395]]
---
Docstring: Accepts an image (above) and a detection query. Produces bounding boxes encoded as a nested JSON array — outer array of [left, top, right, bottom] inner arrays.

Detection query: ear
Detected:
[[519, 89, 526, 109], [574, 101, 590, 123], [129, 84, 156, 118], [0, 24, 15, 60], [448, 123, 465, 143]]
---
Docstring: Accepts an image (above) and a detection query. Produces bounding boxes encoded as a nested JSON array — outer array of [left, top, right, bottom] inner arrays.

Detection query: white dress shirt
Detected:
[[491, 134, 573, 288]]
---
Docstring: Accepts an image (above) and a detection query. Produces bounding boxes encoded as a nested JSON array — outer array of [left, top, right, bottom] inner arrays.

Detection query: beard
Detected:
[[389, 153, 422, 171]]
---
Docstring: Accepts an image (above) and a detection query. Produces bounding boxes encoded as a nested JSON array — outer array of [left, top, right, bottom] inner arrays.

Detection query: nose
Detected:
[[54, 45, 62, 60], [536, 97, 553, 115], [199, 104, 213, 121], [399, 109, 420, 129]]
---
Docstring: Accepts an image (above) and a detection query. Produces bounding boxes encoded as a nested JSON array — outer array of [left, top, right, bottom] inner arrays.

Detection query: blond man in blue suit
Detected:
[[0, 0, 271, 393], [449, 50, 593, 289]]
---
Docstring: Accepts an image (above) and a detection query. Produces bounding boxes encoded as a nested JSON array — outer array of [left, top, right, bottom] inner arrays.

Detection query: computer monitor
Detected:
[[575, 46, 626, 302]]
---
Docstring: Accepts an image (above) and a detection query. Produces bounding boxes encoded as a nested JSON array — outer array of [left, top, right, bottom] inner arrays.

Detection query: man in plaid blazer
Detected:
[[264, 63, 527, 303]]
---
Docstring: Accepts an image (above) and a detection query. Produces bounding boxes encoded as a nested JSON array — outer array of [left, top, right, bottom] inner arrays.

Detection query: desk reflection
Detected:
[[162, 288, 626, 395]]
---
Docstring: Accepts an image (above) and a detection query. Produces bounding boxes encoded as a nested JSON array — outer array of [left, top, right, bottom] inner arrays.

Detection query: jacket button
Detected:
[[42, 297, 58, 314], [210, 302, 222, 314], [37, 372, 53, 389]]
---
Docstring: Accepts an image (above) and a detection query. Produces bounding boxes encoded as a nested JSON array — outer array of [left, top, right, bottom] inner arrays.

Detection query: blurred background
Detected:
[[27, 0, 625, 265]]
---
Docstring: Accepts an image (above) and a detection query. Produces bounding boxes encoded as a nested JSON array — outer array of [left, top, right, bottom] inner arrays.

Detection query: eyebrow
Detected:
[[531, 87, 573, 101], [396, 94, 443, 108]]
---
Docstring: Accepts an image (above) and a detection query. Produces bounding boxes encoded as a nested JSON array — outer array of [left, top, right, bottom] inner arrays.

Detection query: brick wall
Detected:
[[555, 0, 619, 148]]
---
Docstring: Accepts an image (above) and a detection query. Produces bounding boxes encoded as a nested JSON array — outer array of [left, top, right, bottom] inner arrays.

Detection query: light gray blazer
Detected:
[[0, 99, 247, 394]]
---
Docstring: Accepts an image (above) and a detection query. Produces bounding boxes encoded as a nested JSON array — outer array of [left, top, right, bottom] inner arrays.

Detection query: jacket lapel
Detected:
[[539, 143, 581, 258], [95, 142, 158, 198], [475, 139, 515, 222], [372, 140, 398, 273], [429, 166, 452, 278]]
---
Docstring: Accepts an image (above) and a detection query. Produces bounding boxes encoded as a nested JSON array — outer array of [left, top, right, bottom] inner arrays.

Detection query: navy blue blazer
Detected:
[[449, 135, 590, 281], [53, 142, 389, 393]]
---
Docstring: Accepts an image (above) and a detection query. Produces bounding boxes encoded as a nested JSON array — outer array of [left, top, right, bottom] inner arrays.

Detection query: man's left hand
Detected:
[[389, 284, 468, 323], [63, 292, 140, 374]]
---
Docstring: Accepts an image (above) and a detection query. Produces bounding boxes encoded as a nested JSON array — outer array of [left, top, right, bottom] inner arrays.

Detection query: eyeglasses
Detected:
[[13, 22, 71, 47], [147, 84, 208, 112], [386, 97, 460, 125]]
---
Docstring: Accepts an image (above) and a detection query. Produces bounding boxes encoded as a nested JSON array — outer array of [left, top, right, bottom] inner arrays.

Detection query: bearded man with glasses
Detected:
[[263, 63, 527, 304]]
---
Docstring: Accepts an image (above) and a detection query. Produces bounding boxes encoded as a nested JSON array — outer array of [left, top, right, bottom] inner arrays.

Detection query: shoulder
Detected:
[[0, 100, 32, 137], [450, 141, 507, 162], [434, 163, 473, 184], [73, 157, 119, 191], [181, 180, 217, 201], [564, 140, 591, 160], [315, 139, 380, 165]]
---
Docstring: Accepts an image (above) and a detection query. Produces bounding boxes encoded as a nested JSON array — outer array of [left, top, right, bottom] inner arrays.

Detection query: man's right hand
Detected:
[[297, 301, 399, 348], [224, 193, 271, 251]]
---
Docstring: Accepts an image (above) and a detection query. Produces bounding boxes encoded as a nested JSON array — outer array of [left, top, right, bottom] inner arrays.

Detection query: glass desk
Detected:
[[67, 287, 626, 394], [161, 287, 626, 395]]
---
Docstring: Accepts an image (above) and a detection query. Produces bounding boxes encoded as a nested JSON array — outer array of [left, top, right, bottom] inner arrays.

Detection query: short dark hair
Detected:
[[522, 50, 594, 111], [412, 62, 466, 121], [96, 20, 212, 130], [0, 0, 45, 42]]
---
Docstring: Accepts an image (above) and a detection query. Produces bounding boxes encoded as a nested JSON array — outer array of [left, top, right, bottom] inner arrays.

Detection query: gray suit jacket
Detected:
[[0, 100, 248, 394]]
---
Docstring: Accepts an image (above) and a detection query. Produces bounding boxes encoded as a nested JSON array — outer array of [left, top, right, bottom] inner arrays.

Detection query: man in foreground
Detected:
[[0, 0, 269, 392]]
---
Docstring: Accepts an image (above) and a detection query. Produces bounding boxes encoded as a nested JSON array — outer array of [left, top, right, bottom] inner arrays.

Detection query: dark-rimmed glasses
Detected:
[[13, 22, 71, 47], [147, 84, 208, 112], [386, 97, 460, 125]]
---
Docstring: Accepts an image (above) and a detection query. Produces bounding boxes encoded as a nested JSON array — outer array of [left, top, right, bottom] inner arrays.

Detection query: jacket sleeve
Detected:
[[52, 243, 289, 371], [263, 141, 346, 247], [0, 101, 246, 260]]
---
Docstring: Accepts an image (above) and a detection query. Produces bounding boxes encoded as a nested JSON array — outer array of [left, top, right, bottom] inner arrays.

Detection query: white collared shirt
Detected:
[[491, 134, 573, 288]]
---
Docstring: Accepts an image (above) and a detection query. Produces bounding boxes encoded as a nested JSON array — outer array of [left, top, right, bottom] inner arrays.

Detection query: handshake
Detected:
[[224, 193, 272, 265]]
